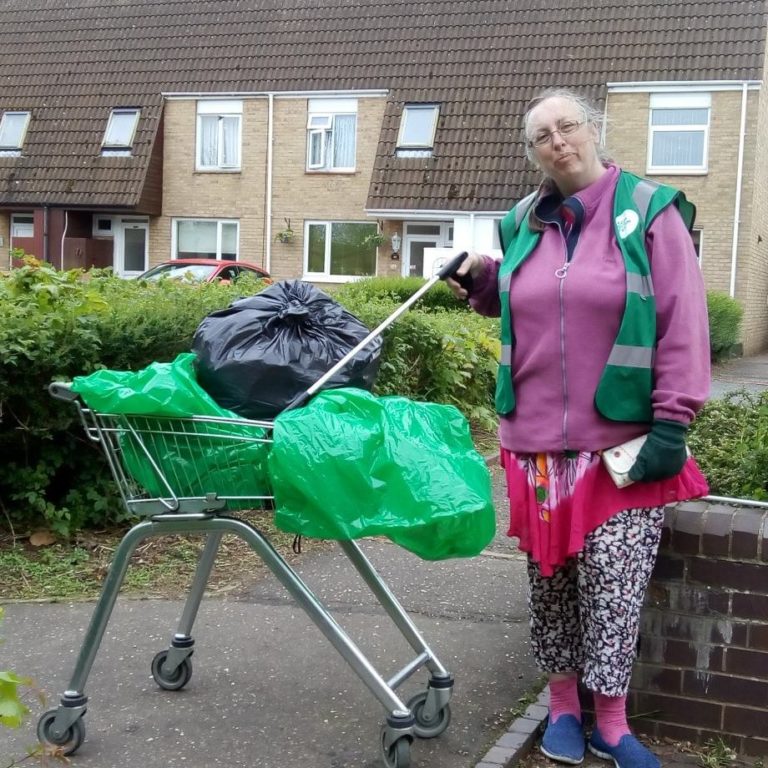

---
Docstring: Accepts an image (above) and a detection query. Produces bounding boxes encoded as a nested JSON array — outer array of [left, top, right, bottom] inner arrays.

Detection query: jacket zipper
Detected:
[[555, 233, 571, 451], [556, 263, 570, 450]]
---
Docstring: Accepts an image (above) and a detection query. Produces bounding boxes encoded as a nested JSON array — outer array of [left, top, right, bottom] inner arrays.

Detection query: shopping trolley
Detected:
[[36, 254, 475, 768]]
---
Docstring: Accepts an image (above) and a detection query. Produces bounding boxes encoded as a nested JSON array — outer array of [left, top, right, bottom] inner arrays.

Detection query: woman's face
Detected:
[[526, 96, 605, 196]]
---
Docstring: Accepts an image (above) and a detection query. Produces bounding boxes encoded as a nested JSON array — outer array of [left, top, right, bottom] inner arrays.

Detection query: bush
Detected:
[[688, 390, 768, 499], [335, 295, 499, 426], [0, 265, 499, 536], [332, 275, 471, 313], [0, 260, 270, 536], [707, 291, 743, 361]]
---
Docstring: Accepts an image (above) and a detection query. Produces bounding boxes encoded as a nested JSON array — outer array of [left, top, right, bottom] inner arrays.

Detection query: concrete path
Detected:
[[710, 351, 768, 398]]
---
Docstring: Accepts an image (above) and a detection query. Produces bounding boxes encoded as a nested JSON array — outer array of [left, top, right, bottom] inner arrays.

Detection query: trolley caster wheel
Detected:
[[406, 691, 452, 739], [36, 709, 86, 756], [151, 650, 193, 691], [380, 733, 411, 768]]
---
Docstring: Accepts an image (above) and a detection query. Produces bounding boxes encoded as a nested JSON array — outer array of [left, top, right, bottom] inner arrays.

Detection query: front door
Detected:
[[402, 222, 453, 278], [115, 219, 148, 276]]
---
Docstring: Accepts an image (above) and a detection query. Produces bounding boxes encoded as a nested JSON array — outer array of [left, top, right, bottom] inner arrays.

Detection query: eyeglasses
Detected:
[[529, 120, 584, 148]]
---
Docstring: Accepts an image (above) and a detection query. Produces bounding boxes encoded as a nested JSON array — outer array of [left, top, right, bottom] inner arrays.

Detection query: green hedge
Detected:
[[332, 275, 471, 312], [688, 390, 768, 500], [0, 262, 497, 536], [707, 290, 743, 361]]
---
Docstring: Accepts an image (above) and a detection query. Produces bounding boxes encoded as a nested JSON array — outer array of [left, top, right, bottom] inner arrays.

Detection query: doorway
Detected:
[[114, 218, 148, 276], [402, 222, 453, 278]]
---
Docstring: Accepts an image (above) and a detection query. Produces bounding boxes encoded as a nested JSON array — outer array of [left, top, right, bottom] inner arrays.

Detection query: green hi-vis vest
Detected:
[[496, 170, 696, 423]]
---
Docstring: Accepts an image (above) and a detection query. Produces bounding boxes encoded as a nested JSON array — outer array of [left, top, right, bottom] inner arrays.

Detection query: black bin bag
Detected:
[[192, 280, 381, 419]]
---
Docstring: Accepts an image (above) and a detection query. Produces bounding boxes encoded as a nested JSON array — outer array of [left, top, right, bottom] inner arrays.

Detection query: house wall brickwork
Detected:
[[154, 98, 270, 272], [607, 89, 768, 354], [155, 94, 386, 281], [630, 501, 768, 757], [742, 67, 768, 354], [270, 96, 386, 282]]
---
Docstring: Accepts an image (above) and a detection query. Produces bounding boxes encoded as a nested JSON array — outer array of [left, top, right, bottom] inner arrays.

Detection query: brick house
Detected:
[[1, 1, 767, 350]]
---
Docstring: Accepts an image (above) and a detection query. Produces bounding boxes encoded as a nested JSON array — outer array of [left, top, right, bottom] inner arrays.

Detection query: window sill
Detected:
[[303, 274, 370, 283], [305, 169, 357, 175], [646, 167, 708, 176], [194, 168, 242, 174]]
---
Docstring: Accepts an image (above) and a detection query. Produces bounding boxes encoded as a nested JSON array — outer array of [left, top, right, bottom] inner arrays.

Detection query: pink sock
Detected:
[[593, 693, 630, 746], [548, 675, 581, 724]]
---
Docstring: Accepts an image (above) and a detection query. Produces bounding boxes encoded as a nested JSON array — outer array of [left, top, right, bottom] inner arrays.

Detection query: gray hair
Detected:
[[522, 87, 610, 165]]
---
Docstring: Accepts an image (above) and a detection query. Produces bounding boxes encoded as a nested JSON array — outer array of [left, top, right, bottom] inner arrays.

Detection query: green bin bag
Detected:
[[70, 353, 271, 505], [268, 388, 496, 560]]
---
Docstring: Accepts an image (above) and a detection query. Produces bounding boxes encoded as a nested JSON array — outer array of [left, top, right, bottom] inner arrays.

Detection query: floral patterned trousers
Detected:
[[526, 505, 665, 696]]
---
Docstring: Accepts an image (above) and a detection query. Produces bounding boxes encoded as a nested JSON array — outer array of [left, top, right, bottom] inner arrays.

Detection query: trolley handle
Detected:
[[49, 382, 79, 402], [437, 251, 473, 293]]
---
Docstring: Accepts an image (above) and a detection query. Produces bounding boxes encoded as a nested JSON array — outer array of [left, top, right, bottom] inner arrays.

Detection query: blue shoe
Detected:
[[540, 714, 585, 765], [588, 728, 661, 768]]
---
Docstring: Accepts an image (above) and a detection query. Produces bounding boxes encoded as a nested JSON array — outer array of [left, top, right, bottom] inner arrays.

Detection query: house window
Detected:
[[93, 216, 114, 237], [396, 104, 439, 157], [647, 93, 710, 174], [691, 228, 702, 260], [11, 213, 33, 238], [306, 99, 357, 171], [0, 111, 30, 154], [305, 221, 377, 279], [102, 109, 140, 154], [196, 100, 242, 171], [173, 219, 239, 261]]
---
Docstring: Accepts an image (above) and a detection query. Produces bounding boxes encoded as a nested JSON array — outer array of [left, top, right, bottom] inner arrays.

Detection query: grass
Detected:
[[0, 512, 325, 602]]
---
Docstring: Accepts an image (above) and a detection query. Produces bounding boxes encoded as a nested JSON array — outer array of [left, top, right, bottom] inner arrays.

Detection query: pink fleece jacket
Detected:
[[470, 164, 710, 453]]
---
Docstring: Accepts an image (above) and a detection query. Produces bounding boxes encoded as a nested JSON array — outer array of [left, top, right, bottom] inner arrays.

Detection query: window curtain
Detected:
[[332, 114, 356, 168], [651, 108, 707, 167], [177, 220, 217, 258], [199, 115, 219, 166], [221, 116, 239, 167], [652, 131, 705, 166]]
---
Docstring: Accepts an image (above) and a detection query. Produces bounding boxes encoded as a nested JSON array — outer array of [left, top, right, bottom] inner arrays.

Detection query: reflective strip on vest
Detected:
[[626, 272, 654, 299], [515, 191, 537, 228], [499, 273, 512, 292], [632, 179, 659, 222], [500, 344, 513, 365], [606, 344, 654, 368]]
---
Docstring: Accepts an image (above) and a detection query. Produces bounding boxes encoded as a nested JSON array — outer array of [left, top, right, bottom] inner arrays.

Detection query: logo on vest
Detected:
[[615, 210, 639, 239]]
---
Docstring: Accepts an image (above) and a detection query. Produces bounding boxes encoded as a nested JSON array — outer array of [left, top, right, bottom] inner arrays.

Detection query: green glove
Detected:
[[628, 419, 689, 483]]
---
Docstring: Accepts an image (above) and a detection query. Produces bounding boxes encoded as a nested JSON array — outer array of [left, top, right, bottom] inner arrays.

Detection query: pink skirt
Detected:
[[500, 449, 709, 577]]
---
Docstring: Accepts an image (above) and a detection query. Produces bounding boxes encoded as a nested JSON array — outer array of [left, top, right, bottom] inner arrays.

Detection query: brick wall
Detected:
[[631, 500, 768, 757]]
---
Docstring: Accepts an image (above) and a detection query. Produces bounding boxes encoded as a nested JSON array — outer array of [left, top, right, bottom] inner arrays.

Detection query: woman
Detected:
[[448, 88, 709, 768]]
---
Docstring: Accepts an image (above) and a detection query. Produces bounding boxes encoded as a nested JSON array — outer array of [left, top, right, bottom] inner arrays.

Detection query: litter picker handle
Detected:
[[437, 251, 473, 293], [283, 251, 473, 412]]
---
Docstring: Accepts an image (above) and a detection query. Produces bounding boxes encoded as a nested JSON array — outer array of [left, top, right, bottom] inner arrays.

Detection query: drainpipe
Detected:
[[43, 206, 49, 264], [265, 92, 274, 274], [729, 81, 748, 298], [60, 210, 69, 270]]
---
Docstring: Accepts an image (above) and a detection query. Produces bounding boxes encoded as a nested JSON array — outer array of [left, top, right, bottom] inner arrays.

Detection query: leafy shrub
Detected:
[[0, 260, 270, 536], [707, 291, 743, 361], [0, 264, 499, 536], [332, 275, 471, 313], [688, 390, 768, 499]]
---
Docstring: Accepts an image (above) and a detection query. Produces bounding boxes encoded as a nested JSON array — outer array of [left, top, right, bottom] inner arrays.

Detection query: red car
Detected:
[[138, 259, 271, 284]]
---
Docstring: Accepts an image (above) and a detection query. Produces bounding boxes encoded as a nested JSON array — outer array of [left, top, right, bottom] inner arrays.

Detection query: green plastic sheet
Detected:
[[269, 388, 496, 560], [70, 354, 271, 505]]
